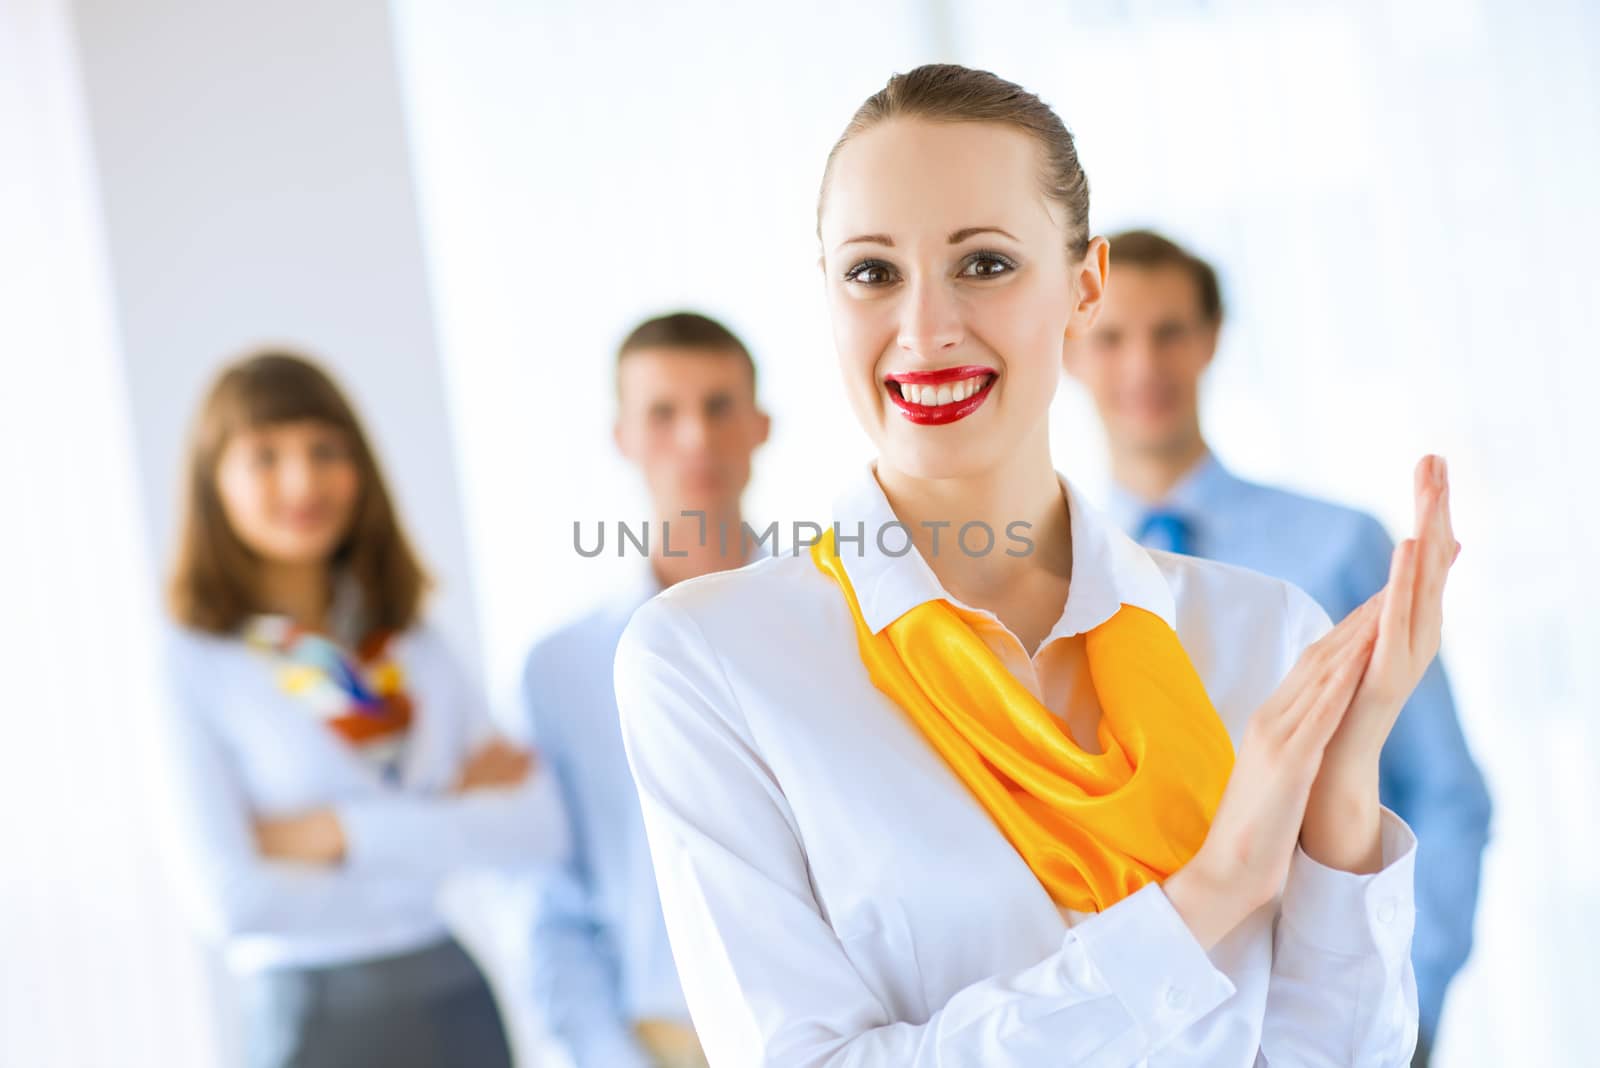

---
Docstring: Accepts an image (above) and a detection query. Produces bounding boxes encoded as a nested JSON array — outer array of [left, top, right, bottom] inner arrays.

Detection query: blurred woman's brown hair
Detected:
[[167, 349, 429, 635]]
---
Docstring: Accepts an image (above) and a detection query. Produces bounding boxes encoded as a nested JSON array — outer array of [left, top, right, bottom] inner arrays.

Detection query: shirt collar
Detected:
[[829, 461, 1176, 641], [1105, 450, 1242, 535], [1163, 450, 1239, 515]]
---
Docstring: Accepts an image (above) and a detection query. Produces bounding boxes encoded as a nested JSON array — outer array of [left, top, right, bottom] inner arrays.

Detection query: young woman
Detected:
[[155, 351, 567, 1068], [613, 65, 1453, 1066]]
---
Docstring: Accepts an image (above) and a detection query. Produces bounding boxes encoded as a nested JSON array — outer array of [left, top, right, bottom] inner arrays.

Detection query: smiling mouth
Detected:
[[883, 366, 997, 425]]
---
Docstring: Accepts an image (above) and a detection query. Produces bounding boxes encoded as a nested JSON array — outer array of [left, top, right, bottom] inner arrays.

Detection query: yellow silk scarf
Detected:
[[811, 527, 1235, 912]]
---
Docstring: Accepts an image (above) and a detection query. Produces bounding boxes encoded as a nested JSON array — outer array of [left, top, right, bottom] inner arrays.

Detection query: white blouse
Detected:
[[153, 621, 568, 974], [613, 463, 1419, 1066]]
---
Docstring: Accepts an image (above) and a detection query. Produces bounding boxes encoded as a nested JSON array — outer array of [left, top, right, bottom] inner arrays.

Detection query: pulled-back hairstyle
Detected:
[[167, 349, 428, 635], [818, 63, 1092, 257]]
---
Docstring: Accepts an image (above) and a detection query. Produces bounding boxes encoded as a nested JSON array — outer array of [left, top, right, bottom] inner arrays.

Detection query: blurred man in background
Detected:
[[1067, 229, 1492, 1066], [520, 312, 771, 1068]]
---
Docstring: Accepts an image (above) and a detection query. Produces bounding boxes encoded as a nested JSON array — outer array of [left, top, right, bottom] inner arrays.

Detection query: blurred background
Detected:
[[2, 0, 1595, 1064]]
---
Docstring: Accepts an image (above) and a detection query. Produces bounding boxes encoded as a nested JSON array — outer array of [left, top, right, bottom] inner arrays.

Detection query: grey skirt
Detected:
[[240, 938, 512, 1068]]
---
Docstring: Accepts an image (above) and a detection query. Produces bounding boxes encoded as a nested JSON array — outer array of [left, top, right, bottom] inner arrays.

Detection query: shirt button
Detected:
[[1165, 985, 1190, 1011], [1376, 898, 1398, 923]]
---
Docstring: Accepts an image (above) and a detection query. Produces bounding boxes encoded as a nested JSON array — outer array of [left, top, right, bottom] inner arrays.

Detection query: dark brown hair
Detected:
[[818, 63, 1092, 257], [616, 311, 757, 396], [167, 349, 429, 635], [1107, 229, 1224, 324]]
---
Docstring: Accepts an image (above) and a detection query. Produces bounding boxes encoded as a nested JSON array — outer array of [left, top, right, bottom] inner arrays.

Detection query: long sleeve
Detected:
[[1345, 517, 1491, 1041], [527, 862, 655, 1068], [149, 637, 429, 941], [1262, 812, 1421, 1065], [334, 629, 570, 878], [1380, 657, 1490, 1040], [334, 772, 569, 877], [523, 654, 655, 1068], [614, 596, 1239, 1068], [1260, 580, 1422, 1065]]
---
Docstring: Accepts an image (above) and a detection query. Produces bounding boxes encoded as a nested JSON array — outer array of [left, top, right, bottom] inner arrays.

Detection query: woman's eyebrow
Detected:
[[835, 226, 1020, 252], [837, 233, 894, 251], [948, 226, 1019, 244]]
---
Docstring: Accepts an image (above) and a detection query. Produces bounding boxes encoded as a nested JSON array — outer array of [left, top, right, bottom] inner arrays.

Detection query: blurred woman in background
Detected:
[[155, 350, 567, 1068]]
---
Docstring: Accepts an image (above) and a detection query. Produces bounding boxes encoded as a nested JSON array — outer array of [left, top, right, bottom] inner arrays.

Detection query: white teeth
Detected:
[[895, 373, 991, 406]]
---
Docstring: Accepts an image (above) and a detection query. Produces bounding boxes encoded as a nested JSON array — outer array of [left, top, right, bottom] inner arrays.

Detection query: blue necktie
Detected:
[[1136, 509, 1195, 556]]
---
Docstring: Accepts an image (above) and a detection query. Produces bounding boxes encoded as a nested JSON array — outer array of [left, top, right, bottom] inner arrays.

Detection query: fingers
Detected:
[[1413, 456, 1433, 535], [1267, 602, 1378, 750], [1409, 456, 1454, 654], [1286, 623, 1375, 756], [1378, 537, 1418, 661], [1437, 456, 1456, 551], [1265, 596, 1379, 734]]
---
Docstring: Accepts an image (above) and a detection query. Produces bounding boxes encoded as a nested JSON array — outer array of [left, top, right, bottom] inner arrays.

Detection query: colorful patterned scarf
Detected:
[[244, 616, 414, 784]]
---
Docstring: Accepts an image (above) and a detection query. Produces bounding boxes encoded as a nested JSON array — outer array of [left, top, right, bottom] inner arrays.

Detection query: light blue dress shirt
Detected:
[[523, 545, 767, 1068], [1106, 452, 1491, 1044], [521, 565, 670, 1068]]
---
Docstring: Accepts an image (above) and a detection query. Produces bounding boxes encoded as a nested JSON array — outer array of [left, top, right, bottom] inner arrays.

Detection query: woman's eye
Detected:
[[960, 252, 1017, 279], [844, 260, 898, 286]]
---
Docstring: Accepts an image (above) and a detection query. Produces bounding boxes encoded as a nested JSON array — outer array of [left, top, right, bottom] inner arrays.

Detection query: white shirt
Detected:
[[154, 621, 569, 974], [613, 463, 1420, 1067]]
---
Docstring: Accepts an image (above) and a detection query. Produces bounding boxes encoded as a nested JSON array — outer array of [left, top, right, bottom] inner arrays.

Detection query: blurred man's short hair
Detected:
[[1107, 230, 1224, 325], [616, 312, 757, 396]]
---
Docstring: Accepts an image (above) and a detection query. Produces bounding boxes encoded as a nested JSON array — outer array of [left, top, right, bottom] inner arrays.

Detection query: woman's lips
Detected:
[[883, 366, 997, 426]]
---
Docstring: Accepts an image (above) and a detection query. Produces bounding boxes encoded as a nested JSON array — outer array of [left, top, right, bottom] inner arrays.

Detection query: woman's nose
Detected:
[[896, 279, 964, 359]]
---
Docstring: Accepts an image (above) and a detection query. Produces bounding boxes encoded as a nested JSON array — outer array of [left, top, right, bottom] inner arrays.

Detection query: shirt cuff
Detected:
[[1281, 806, 1418, 963], [1073, 881, 1237, 1044]]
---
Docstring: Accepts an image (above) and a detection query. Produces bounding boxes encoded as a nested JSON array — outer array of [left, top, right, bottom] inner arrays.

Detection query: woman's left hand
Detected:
[[253, 808, 346, 865], [1300, 454, 1460, 872]]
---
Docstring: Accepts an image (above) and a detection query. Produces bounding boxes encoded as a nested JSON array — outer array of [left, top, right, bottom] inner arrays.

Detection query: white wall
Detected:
[[0, 1, 214, 1064], [71, 0, 481, 671]]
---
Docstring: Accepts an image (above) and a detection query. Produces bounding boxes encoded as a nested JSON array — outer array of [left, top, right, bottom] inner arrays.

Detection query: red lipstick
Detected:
[[883, 365, 997, 426]]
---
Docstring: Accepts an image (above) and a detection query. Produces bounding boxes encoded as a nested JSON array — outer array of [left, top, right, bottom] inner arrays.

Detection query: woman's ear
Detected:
[[1065, 235, 1111, 338]]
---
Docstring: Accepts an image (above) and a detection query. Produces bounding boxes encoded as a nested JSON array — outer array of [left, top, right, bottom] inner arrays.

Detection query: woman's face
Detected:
[[215, 420, 361, 566], [819, 118, 1107, 481]]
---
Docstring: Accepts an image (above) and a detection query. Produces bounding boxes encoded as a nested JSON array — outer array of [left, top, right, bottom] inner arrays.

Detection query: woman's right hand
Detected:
[[453, 738, 535, 792], [1163, 591, 1382, 949]]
